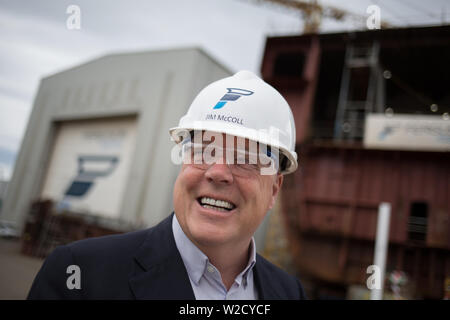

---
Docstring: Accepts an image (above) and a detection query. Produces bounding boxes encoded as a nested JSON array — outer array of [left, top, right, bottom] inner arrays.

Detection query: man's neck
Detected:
[[197, 239, 252, 291]]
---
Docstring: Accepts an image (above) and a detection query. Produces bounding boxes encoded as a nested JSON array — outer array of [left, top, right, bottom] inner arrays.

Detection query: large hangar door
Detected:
[[41, 117, 137, 219]]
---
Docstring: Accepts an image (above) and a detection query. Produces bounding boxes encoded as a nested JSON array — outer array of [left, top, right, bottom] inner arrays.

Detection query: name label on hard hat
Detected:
[[205, 113, 244, 125]]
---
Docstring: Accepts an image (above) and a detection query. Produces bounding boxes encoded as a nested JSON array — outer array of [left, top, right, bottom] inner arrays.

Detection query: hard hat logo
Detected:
[[213, 88, 254, 109]]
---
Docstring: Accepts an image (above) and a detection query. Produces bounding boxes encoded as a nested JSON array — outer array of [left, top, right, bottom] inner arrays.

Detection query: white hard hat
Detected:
[[169, 70, 298, 174]]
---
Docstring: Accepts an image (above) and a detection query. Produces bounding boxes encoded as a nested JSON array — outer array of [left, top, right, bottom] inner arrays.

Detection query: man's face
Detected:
[[173, 132, 283, 249]]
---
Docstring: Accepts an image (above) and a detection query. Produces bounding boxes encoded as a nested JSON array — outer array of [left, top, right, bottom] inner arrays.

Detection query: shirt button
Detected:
[[207, 265, 215, 273]]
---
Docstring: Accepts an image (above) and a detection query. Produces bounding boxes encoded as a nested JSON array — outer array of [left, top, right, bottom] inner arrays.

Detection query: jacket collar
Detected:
[[129, 213, 195, 300], [253, 255, 286, 300]]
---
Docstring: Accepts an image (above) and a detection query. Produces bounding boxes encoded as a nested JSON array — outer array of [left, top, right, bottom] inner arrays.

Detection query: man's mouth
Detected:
[[197, 196, 236, 212]]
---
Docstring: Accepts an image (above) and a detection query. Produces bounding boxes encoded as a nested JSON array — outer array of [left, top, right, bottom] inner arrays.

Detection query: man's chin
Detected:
[[189, 223, 235, 247]]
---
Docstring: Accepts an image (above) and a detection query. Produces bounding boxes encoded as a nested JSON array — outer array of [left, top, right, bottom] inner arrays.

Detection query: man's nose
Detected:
[[204, 163, 234, 185]]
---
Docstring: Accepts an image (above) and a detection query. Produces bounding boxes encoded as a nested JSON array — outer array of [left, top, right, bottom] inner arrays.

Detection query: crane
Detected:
[[255, 0, 390, 33]]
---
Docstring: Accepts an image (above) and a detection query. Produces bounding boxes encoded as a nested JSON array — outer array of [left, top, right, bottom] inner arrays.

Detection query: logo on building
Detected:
[[213, 88, 254, 109], [64, 155, 119, 198]]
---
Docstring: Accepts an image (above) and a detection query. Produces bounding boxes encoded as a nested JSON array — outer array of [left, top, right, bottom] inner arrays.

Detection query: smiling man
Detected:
[[171, 131, 285, 298], [28, 71, 306, 300]]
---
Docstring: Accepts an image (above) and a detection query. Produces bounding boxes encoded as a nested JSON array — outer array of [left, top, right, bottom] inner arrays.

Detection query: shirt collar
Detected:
[[234, 237, 256, 287], [172, 214, 256, 287]]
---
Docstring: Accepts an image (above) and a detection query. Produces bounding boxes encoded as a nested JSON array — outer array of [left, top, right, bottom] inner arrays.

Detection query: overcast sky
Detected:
[[0, 0, 448, 180]]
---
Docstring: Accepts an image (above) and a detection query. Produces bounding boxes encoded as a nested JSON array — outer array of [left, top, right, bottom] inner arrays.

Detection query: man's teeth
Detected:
[[200, 197, 235, 211], [201, 204, 229, 212]]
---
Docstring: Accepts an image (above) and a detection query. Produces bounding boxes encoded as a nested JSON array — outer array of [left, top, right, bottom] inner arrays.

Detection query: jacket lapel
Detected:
[[253, 254, 285, 300], [129, 214, 195, 300]]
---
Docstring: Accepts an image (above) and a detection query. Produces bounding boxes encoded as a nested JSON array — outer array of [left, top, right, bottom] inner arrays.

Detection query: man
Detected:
[[27, 70, 306, 300]]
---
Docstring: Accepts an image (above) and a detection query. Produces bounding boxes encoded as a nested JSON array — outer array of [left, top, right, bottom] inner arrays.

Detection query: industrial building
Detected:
[[1, 47, 238, 255], [261, 24, 450, 299]]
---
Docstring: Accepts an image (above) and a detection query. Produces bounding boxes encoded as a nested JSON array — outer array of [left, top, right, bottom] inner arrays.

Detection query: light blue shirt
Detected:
[[172, 214, 258, 300]]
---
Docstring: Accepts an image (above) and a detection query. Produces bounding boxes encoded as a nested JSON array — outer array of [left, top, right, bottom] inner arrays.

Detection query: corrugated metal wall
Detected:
[[284, 144, 449, 247], [281, 143, 450, 298]]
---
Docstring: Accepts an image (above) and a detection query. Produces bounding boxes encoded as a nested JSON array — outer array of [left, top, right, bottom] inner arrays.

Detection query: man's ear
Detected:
[[268, 174, 284, 210]]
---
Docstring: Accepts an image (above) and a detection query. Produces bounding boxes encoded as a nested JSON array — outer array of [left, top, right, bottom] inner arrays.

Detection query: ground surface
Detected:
[[0, 238, 44, 300]]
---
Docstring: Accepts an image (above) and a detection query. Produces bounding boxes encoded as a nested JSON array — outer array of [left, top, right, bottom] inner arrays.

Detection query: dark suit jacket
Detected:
[[27, 214, 306, 300]]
